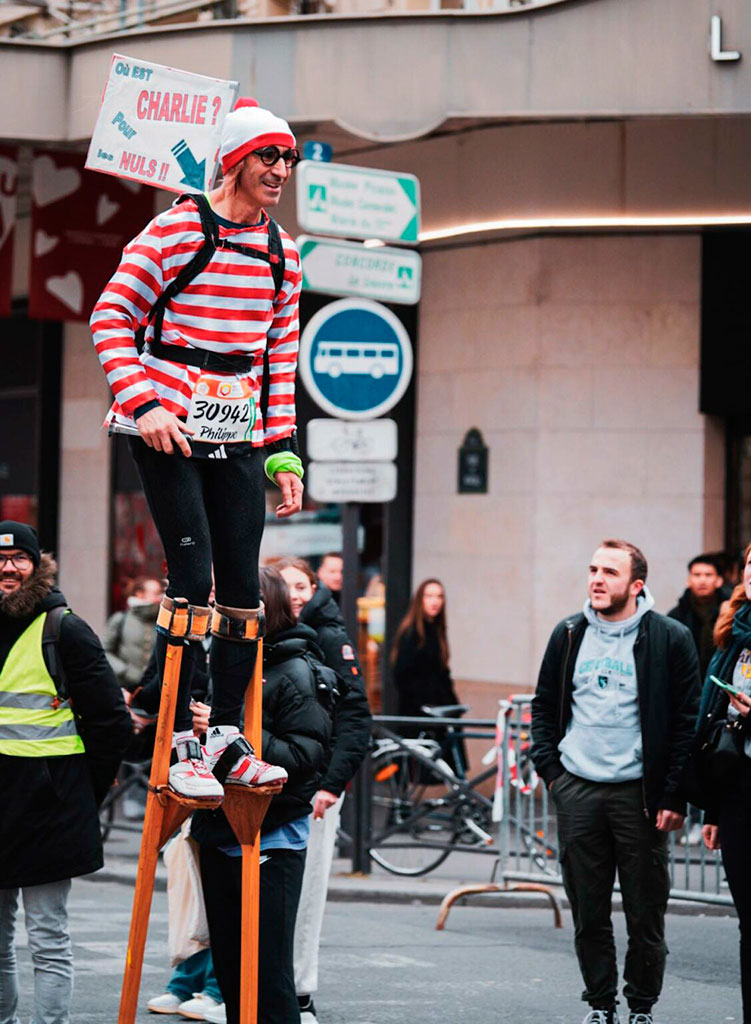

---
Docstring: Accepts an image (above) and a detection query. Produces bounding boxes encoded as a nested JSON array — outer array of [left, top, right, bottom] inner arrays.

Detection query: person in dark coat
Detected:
[[0, 522, 132, 1024], [668, 553, 730, 679], [191, 566, 333, 1024], [274, 556, 372, 1023], [391, 578, 467, 774], [531, 539, 700, 1024], [695, 543, 751, 1024]]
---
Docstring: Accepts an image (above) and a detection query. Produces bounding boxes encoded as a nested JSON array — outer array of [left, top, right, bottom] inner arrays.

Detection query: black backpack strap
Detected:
[[42, 606, 70, 703], [134, 193, 217, 355], [261, 218, 286, 424], [266, 218, 285, 298]]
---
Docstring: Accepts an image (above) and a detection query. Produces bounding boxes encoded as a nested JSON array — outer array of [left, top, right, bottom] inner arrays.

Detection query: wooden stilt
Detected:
[[221, 640, 284, 1024], [118, 601, 221, 1024]]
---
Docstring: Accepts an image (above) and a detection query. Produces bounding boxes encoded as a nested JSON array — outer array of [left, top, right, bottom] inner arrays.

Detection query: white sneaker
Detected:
[[202, 1004, 226, 1024], [147, 991, 183, 1014], [298, 995, 318, 1022], [178, 992, 223, 1020], [169, 735, 224, 800], [204, 726, 287, 787]]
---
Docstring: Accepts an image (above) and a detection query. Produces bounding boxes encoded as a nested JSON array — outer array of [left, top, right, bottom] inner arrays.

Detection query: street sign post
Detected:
[[307, 462, 397, 504], [307, 418, 397, 462], [299, 298, 413, 421], [296, 161, 420, 244], [298, 236, 421, 305]]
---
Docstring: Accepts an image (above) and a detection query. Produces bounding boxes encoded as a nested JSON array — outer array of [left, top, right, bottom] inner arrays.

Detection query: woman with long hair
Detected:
[[697, 543, 751, 1024], [391, 579, 466, 772], [272, 556, 371, 1024]]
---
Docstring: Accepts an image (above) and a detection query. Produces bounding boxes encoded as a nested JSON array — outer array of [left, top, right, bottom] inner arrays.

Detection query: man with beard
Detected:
[[531, 539, 700, 1024], [0, 521, 132, 1024]]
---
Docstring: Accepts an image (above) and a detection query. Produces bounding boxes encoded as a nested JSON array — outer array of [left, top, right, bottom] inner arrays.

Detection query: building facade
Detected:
[[1, 0, 750, 711]]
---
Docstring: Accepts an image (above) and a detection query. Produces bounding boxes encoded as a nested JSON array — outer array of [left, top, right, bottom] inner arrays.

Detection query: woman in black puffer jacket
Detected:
[[273, 556, 372, 1022], [191, 566, 334, 1024]]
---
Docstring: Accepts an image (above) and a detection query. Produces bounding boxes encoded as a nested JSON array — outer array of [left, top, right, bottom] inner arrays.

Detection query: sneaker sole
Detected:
[[147, 1007, 182, 1014], [167, 784, 224, 801], [225, 776, 286, 788]]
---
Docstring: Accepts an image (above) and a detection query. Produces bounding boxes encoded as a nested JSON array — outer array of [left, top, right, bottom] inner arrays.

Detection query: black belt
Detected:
[[148, 339, 255, 375]]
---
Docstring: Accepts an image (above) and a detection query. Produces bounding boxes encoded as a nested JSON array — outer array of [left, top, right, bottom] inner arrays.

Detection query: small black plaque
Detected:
[[458, 428, 488, 494]]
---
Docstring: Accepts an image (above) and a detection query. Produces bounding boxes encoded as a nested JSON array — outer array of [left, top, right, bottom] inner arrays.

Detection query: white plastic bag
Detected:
[[163, 818, 210, 966]]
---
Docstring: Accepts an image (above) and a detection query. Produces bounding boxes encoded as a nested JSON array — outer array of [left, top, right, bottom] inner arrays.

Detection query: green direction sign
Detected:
[[296, 161, 420, 245], [298, 236, 422, 305]]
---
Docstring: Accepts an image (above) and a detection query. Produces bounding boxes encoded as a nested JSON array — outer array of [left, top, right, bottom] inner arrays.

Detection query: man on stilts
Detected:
[[91, 98, 304, 799]]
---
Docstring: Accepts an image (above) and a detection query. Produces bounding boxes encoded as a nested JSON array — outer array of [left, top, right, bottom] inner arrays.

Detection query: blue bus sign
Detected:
[[299, 299, 413, 421]]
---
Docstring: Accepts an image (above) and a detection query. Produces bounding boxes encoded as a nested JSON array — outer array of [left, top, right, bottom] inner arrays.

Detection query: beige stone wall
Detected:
[[57, 323, 113, 637], [414, 232, 721, 689]]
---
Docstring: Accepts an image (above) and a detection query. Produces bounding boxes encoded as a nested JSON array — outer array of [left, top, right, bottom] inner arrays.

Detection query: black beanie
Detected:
[[0, 521, 41, 567]]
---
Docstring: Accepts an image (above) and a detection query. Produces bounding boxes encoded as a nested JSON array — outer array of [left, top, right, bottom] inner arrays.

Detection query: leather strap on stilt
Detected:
[[212, 735, 255, 785], [156, 597, 212, 641], [210, 603, 265, 643]]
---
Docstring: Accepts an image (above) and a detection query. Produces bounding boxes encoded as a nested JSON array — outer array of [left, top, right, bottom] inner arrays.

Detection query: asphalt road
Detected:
[[7, 876, 745, 1024]]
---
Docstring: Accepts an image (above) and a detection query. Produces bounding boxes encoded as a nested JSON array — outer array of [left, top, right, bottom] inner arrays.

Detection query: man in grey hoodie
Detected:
[[531, 539, 700, 1024]]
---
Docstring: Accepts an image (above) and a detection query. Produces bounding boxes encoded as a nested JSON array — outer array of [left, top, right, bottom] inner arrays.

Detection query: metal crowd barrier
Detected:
[[499, 696, 733, 908], [355, 700, 733, 909]]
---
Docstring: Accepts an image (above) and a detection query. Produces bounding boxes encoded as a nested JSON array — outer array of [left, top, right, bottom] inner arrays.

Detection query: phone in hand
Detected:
[[711, 674, 745, 699]]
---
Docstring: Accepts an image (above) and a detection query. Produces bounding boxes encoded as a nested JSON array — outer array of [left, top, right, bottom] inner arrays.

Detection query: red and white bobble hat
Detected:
[[220, 98, 296, 173]]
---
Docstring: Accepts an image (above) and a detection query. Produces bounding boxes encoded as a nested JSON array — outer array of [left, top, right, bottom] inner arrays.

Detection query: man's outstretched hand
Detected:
[[137, 407, 194, 456], [275, 471, 304, 518]]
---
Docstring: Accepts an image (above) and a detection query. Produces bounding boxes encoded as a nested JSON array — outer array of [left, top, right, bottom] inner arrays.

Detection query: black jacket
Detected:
[[531, 609, 700, 818], [191, 624, 333, 847], [299, 584, 372, 796], [393, 622, 459, 717], [0, 558, 132, 889], [668, 587, 728, 679]]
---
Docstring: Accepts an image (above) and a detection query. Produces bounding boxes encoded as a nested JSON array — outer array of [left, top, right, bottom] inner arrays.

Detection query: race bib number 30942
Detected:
[[185, 374, 255, 444]]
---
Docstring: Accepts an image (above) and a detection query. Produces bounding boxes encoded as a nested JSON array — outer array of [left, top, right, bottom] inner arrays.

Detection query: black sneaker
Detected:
[[583, 1010, 619, 1024], [298, 995, 317, 1023], [629, 1013, 653, 1024]]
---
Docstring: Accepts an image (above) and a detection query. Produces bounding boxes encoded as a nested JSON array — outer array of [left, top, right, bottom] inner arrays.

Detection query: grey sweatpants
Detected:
[[0, 879, 73, 1024], [551, 771, 670, 1011]]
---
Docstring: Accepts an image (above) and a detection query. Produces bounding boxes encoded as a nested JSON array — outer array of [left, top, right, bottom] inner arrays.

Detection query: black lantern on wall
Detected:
[[457, 428, 488, 494]]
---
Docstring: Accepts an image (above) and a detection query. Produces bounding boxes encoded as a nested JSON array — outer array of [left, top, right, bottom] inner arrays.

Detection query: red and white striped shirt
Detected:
[[90, 198, 301, 447]]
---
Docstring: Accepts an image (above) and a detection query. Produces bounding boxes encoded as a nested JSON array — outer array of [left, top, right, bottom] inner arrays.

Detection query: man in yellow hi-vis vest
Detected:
[[0, 521, 132, 1024]]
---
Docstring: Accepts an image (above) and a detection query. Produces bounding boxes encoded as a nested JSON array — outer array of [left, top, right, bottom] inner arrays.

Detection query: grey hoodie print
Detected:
[[558, 587, 655, 783]]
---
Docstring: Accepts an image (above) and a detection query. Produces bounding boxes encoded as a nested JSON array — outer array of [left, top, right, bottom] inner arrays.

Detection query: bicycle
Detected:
[[368, 703, 556, 877]]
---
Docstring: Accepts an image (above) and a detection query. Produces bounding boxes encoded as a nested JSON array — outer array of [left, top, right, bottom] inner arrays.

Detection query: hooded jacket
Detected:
[[531, 603, 700, 818], [191, 623, 333, 847], [299, 584, 372, 796], [103, 600, 160, 690], [558, 590, 654, 782], [0, 555, 133, 888]]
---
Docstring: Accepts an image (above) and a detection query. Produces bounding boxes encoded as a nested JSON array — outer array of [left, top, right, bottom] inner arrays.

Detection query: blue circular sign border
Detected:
[[299, 298, 414, 421]]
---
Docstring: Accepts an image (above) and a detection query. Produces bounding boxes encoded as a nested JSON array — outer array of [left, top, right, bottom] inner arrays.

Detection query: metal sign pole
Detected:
[[340, 502, 359, 643]]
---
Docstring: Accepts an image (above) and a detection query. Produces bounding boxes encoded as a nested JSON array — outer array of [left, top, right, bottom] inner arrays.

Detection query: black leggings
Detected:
[[199, 844, 306, 1024], [719, 762, 751, 1024], [129, 439, 266, 731]]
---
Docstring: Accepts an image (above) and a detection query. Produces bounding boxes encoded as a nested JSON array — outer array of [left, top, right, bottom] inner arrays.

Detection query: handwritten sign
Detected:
[[86, 54, 238, 194]]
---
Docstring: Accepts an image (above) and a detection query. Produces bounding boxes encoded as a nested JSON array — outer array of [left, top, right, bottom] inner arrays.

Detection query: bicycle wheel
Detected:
[[369, 748, 459, 876]]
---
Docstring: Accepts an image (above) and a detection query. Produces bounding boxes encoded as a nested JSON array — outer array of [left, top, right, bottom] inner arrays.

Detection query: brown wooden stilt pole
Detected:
[[118, 599, 220, 1024], [222, 640, 283, 1024]]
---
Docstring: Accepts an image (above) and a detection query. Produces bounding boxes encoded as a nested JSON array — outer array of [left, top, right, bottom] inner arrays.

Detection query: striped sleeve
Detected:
[[90, 215, 164, 419], [264, 233, 302, 444]]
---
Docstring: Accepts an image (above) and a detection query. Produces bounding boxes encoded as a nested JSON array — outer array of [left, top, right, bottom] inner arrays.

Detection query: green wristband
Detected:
[[265, 452, 304, 484]]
